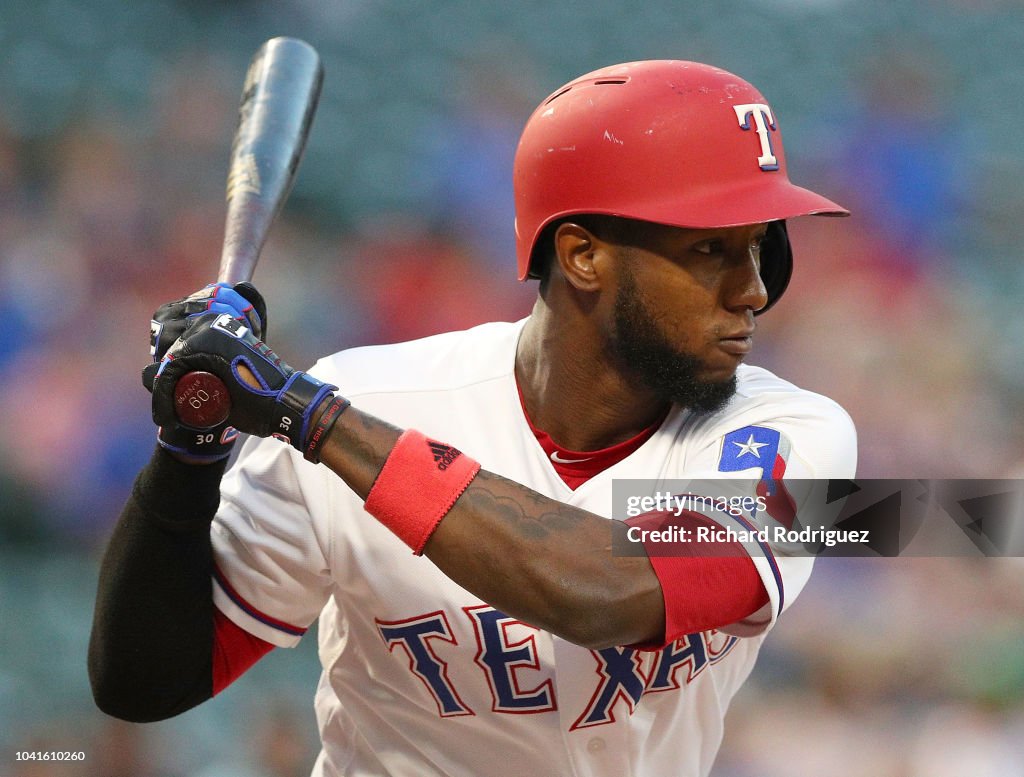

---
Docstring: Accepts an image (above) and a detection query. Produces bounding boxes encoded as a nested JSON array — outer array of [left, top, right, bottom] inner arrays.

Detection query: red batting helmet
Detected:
[[513, 60, 848, 312]]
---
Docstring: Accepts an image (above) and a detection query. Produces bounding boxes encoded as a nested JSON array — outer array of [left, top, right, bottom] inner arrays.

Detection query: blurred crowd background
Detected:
[[1, 0, 1022, 775]]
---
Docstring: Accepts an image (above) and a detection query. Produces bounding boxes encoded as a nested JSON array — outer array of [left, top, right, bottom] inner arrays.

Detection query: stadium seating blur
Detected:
[[1, 1, 1022, 774]]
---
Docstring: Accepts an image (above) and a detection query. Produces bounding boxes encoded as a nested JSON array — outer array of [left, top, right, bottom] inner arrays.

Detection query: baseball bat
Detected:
[[173, 37, 323, 429]]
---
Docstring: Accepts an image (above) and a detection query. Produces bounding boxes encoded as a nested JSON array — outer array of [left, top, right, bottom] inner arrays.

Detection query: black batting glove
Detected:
[[151, 312, 337, 451], [155, 421, 240, 462], [144, 282, 267, 389], [148, 281, 267, 364], [143, 282, 268, 461]]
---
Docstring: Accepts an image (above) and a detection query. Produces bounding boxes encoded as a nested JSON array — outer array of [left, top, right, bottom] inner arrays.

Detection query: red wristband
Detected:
[[364, 429, 481, 554]]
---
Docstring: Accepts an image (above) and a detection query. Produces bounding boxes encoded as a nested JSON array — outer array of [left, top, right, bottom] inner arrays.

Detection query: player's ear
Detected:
[[554, 222, 607, 293]]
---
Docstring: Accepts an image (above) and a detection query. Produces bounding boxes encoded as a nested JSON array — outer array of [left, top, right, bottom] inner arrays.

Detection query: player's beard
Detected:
[[608, 263, 737, 415]]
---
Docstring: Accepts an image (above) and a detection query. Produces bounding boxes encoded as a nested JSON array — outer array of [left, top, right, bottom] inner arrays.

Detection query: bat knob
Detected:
[[174, 371, 231, 429]]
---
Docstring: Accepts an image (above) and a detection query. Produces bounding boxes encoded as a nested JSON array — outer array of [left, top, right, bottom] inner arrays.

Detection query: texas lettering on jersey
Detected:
[[376, 605, 738, 729]]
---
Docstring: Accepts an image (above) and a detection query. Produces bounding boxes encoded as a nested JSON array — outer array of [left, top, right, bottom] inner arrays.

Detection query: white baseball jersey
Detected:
[[210, 318, 857, 777]]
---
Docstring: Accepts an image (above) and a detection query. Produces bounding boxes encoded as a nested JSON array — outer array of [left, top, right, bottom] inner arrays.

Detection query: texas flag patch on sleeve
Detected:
[[718, 425, 789, 480], [718, 425, 796, 527]]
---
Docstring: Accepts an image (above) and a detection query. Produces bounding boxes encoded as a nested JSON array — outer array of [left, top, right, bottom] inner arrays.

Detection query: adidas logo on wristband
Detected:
[[428, 441, 462, 471]]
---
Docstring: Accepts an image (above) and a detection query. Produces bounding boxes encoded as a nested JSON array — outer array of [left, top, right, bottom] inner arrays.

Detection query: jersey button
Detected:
[[587, 737, 606, 754]]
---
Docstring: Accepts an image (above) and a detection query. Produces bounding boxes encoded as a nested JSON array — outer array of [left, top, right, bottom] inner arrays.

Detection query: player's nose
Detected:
[[723, 253, 769, 313]]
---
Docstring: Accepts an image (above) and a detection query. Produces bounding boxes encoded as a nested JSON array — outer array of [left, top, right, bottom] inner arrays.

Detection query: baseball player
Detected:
[[90, 60, 857, 777]]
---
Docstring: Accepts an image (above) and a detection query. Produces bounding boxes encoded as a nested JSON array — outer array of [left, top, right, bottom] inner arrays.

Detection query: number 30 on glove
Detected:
[[152, 312, 338, 453]]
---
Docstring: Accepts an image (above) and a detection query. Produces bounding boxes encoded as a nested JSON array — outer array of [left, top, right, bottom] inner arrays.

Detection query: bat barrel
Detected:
[[219, 37, 324, 285]]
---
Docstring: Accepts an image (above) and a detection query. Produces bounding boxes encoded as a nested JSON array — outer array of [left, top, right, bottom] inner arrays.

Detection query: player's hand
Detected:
[[150, 312, 337, 451], [145, 281, 267, 375], [142, 282, 267, 461], [155, 419, 240, 462]]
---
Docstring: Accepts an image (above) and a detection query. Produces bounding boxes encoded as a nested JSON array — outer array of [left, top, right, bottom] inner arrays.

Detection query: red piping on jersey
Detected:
[[210, 564, 294, 694], [213, 563, 307, 637]]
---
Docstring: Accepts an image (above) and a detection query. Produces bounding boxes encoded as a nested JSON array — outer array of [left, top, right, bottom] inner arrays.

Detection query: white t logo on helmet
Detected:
[[733, 103, 779, 171]]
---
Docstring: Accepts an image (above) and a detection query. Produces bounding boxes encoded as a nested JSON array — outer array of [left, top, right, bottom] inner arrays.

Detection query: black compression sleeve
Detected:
[[88, 447, 228, 722]]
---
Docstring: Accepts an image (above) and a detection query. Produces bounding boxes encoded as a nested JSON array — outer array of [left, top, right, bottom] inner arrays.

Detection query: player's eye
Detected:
[[693, 239, 724, 255]]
